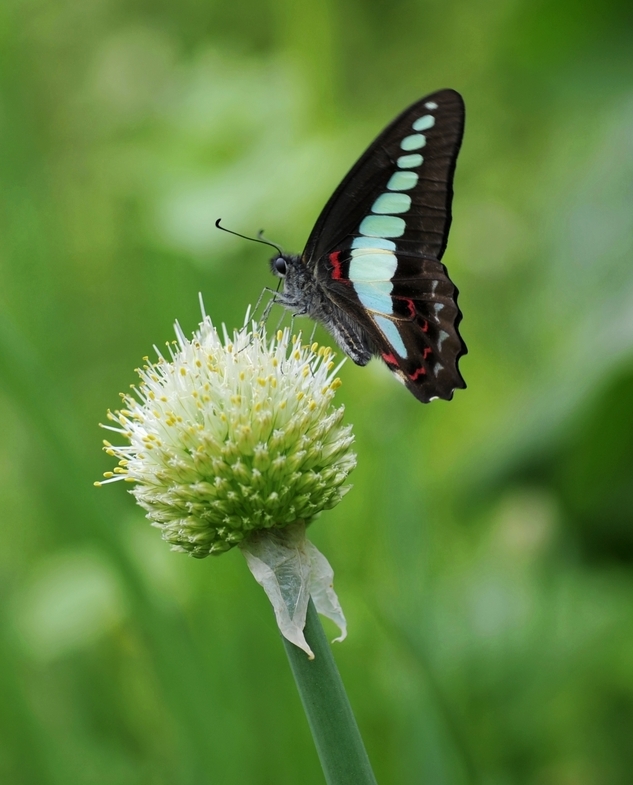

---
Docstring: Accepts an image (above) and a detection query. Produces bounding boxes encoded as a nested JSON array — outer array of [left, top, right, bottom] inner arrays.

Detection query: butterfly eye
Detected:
[[272, 257, 287, 277]]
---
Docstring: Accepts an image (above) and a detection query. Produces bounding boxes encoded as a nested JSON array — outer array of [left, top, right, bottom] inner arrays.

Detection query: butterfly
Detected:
[[270, 89, 467, 403]]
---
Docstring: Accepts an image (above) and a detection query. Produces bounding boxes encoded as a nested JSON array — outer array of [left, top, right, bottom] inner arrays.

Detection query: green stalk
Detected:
[[283, 599, 378, 785]]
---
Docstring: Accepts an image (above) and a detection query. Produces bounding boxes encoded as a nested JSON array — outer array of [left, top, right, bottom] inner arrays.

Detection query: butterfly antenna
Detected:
[[256, 228, 283, 251], [215, 219, 284, 257]]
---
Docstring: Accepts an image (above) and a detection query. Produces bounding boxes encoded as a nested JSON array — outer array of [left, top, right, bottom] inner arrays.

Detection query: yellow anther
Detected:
[[277, 330, 283, 341], [311, 342, 319, 352]]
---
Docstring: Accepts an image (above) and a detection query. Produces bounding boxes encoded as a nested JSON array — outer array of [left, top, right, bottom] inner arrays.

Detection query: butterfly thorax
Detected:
[[271, 253, 374, 365]]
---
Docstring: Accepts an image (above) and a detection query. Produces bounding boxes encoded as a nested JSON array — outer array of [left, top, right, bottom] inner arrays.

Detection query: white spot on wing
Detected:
[[425, 101, 438, 109], [387, 171, 418, 191], [437, 330, 449, 349], [351, 236, 396, 252], [359, 214, 405, 238], [371, 192, 411, 215], [400, 133, 426, 151], [349, 251, 397, 281], [355, 281, 394, 314], [374, 315, 407, 357], [412, 114, 435, 132], [397, 154, 423, 168]]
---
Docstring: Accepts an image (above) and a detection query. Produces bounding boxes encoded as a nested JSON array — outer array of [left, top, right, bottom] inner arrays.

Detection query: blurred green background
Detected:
[[2, 0, 633, 782]]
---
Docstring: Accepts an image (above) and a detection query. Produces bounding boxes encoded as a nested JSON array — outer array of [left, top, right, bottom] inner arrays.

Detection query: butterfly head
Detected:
[[270, 255, 289, 278], [270, 252, 326, 319]]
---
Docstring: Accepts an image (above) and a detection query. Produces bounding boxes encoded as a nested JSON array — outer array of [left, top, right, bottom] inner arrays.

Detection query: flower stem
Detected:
[[283, 599, 378, 785]]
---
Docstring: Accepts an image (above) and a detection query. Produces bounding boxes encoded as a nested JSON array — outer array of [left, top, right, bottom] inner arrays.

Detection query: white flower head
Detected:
[[98, 302, 355, 655]]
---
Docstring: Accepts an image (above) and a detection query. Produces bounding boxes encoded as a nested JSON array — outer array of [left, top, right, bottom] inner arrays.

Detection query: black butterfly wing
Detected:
[[303, 88, 464, 264], [301, 88, 466, 401], [321, 252, 466, 402]]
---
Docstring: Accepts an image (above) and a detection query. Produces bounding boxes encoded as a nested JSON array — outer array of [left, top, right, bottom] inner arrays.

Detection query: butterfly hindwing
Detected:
[[382, 262, 465, 402], [322, 253, 465, 401]]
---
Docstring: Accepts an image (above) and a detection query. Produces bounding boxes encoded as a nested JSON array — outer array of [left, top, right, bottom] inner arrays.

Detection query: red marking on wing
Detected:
[[421, 320, 429, 333], [381, 352, 398, 366], [408, 366, 427, 380], [329, 251, 344, 281], [423, 347, 432, 359], [393, 296, 416, 320]]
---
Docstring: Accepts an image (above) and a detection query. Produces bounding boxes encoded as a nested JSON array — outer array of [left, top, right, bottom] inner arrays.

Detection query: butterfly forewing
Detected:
[[303, 89, 464, 264]]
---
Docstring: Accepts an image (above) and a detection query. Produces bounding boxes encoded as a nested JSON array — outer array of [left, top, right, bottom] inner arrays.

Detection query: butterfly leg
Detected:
[[253, 284, 282, 326]]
